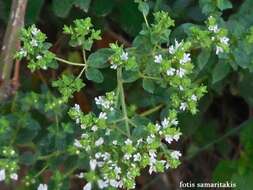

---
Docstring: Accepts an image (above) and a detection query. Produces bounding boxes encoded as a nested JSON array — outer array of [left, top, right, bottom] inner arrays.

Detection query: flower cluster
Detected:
[[207, 16, 230, 55], [95, 91, 116, 119], [0, 147, 19, 183], [16, 25, 57, 72], [109, 43, 137, 70], [152, 39, 206, 114], [68, 99, 182, 190]]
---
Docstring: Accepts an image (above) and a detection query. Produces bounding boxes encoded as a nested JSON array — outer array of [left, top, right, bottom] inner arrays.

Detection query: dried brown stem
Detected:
[[0, 0, 28, 100]]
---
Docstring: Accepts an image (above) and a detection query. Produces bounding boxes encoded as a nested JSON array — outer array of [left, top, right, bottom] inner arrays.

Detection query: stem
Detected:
[[77, 66, 86, 79], [143, 13, 150, 28], [34, 164, 49, 178], [139, 72, 161, 81], [140, 104, 164, 117], [38, 151, 63, 160], [55, 57, 85, 67], [117, 68, 130, 137]]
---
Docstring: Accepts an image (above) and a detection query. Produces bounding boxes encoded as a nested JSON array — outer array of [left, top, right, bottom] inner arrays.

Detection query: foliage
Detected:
[[1, 0, 253, 189]]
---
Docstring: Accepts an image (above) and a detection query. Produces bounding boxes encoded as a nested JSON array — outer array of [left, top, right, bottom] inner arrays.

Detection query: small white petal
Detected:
[[83, 182, 92, 190], [10, 173, 18, 180], [37, 184, 48, 190], [0, 169, 5, 181]]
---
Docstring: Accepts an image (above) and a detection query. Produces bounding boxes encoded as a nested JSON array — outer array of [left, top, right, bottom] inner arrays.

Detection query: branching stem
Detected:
[[117, 68, 131, 137]]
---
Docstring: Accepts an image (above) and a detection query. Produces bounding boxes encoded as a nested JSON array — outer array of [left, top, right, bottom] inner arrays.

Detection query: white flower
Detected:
[[173, 133, 181, 141], [137, 138, 143, 146], [191, 94, 197, 101], [98, 179, 108, 189], [19, 48, 27, 57], [220, 36, 229, 45], [180, 102, 187, 111], [95, 137, 104, 147], [171, 119, 179, 126], [91, 125, 98, 132], [149, 165, 155, 174], [74, 104, 81, 112], [147, 135, 154, 144], [161, 118, 169, 128], [176, 68, 186, 78], [133, 153, 141, 162], [155, 123, 161, 131], [208, 25, 219, 33], [112, 140, 118, 145], [165, 162, 170, 169], [101, 152, 110, 161], [96, 152, 102, 159], [76, 172, 84, 178], [0, 169, 5, 181], [114, 166, 121, 175], [95, 96, 113, 110], [165, 136, 173, 144], [171, 150, 182, 159], [154, 54, 163, 63], [123, 153, 132, 160], [10, 173, 18, 180], [31, 27, 40, 36], [81, 133, 88, 138], [124, 139, 132, 145], [179, 53, 191, 65], [36, 55, 42, 60], [120, 52, 128, 61], [179, 85, 184, 91], [166, 68, 175, 76], [31, 39, 38, 47], [99, 112, 107, 120], [74, 139, 82, 148], [215, 46, 224, 55], [105, 129, 111, 136], [37, 184, 48, 190], [75, 118, 80, 124], [110, 180, 121, 188], [169, 39, 183, 54], [83, 182, 92, 190], [110, 63, 118, 70], [149, 150, 157, 159], [90, 159, 97, 170]]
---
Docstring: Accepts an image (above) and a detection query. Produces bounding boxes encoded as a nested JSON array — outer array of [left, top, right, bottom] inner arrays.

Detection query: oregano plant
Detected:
[[1, 1, 236, 190]]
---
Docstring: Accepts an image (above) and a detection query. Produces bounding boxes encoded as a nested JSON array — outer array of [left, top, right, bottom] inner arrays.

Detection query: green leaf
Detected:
[[74, 0, 91, 12], [142, 79, 155, 93], [240, 118, 253, 153], [212, 160, 237, 182], [90, 0, 116, 16], [212, 62, 231, 84], [20, 151, 37, 166], [87, 48, 114, 68], [216, 0, 232, 11], [231, 173, 253, 190], [52, 0, 74, 18], [26, 0, 44, 24], [117, 1, 143, 36], [122, 70, 140, 83], [233, 47, 251, 69], [85, 68, 104, 83], [197, 48, 211, 70], [138, 2, 149, 16]]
